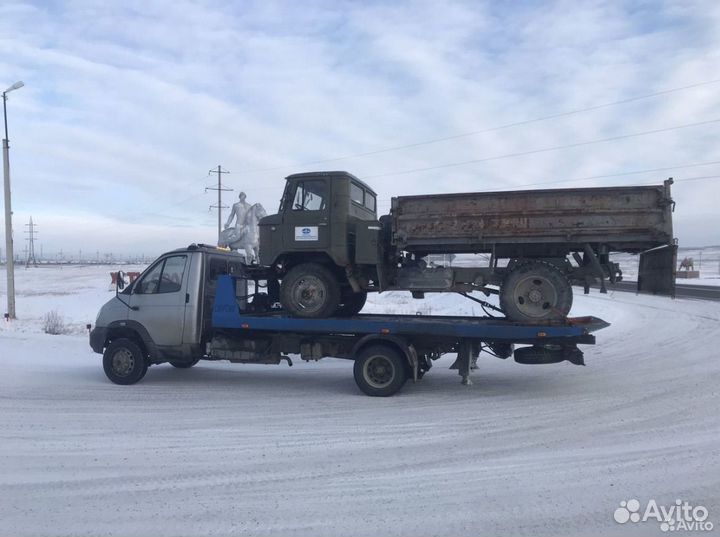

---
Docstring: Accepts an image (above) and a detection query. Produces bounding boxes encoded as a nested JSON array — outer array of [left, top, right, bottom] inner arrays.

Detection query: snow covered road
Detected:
[[1, 266, 719, 536]]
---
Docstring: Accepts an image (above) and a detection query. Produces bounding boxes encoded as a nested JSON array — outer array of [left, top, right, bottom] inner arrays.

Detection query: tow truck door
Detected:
[[127, 254, 189, 346]]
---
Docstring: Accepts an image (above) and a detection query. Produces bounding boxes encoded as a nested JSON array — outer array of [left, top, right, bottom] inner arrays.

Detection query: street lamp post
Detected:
[[3, 80, 24, 319]]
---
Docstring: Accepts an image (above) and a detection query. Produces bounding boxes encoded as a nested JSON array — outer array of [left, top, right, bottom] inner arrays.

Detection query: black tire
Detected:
[[353, 345, 409, 397], [335, 291, 368, 317], [169, 357, 200, 369], [499, 261, 573, 322], [103, 338, 148, 385], [280, 263, 341, 318]]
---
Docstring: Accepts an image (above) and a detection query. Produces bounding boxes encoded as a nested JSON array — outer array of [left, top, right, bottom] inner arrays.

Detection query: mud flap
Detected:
[[637, 243, 677, 297]]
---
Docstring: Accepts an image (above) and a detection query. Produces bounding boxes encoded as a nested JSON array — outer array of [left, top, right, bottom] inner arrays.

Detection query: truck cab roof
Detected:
[[285, 171, 377, 196], [160, 244, 247, 257]]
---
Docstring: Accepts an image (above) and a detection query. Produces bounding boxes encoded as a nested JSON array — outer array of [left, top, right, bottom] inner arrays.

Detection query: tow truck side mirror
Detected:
[[116, 271, 126, 293]]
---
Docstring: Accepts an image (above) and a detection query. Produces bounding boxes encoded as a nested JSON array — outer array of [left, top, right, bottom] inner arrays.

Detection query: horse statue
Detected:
[[218, 203, 267, 263], [679, 257, 694, 271]]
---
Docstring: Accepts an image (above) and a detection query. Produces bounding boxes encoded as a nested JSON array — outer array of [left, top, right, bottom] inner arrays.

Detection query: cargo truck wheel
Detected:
[[280, 263, 341, 318], [354, 345, 408, 397], [499, 261, 573, 322], [103, 338, 148, 385], [336, 291, 367, 317], [169, 357, 200, 369]]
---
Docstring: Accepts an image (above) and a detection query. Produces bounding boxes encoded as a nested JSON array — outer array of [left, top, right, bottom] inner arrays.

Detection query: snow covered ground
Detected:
[[1, 265, 719, 536]]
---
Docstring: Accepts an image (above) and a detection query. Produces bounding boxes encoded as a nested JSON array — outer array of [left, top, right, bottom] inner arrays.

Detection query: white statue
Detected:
[[225, 192, 252, 233], [218, 191, 266, 263]]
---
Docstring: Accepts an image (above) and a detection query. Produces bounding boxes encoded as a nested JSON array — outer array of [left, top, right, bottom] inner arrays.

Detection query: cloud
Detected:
[[0, 0, 719, 257]]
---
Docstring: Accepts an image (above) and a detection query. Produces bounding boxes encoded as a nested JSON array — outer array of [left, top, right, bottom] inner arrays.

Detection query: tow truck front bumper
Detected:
[[89, 327, 107, 354]]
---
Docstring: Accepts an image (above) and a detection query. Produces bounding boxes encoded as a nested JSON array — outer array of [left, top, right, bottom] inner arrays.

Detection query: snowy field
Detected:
[[1, 264, 719, 536]]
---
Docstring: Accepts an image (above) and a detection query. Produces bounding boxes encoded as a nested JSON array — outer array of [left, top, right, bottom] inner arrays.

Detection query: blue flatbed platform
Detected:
[[212, 275, 609, 343]]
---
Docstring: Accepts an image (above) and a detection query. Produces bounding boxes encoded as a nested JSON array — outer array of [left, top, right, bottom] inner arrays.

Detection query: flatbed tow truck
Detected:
[[91, 245, 609, 396]]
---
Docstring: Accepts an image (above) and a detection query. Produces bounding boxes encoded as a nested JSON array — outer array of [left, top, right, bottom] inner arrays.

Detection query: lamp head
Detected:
[[4, 81, 24, 94]]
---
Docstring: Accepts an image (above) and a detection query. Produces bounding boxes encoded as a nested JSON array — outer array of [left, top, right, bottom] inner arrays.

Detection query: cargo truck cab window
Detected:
[[134, 255, 187, 294], [350, 183, 364, 205], [292, 180, 326, 212], [350, 182, 376, 214]]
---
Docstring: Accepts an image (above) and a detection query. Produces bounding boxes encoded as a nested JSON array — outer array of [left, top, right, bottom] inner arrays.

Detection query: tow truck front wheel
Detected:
[[103, 338, 148, 385], [280, 263, 341, 318], [354, 345, 409, 397]]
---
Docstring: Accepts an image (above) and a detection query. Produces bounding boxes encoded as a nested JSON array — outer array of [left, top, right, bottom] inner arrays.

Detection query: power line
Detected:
[[360, 118, 720, 179], [668, 174, 720, 183], [237, 77, 720, 174], [373, 168, 720, 205], [461, 160, 720, 190], [236, 158, 720, 195]]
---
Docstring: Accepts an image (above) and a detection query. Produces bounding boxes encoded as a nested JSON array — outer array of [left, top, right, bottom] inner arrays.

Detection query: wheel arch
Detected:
[[104, 321, 159, 361], [277, 252, 343, 275]]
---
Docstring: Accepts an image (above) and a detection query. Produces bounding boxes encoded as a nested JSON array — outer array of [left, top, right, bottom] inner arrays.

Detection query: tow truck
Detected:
[[90, 245, 609, 396]]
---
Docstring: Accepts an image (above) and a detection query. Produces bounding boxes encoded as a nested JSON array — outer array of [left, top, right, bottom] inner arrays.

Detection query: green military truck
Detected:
[[251, 171, 676, 323]]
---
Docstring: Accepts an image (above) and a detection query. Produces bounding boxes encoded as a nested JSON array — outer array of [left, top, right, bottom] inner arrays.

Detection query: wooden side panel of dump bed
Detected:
[[391, 179, 674, 255]]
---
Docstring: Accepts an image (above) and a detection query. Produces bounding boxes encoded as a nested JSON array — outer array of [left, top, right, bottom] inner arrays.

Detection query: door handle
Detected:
[[185, 293, 190, 304], [318, 222, 328, 226]]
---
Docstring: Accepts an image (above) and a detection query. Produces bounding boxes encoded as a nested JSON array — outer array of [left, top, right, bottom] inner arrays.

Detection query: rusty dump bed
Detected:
[[391, 179, 674, 255]]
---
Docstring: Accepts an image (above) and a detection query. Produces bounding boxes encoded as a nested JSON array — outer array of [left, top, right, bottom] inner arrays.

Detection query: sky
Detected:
[[1, 0, 719, 259]]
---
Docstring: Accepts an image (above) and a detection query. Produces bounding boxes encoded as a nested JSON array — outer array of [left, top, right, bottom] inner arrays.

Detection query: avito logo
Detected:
[[614, 499, 713, 532]]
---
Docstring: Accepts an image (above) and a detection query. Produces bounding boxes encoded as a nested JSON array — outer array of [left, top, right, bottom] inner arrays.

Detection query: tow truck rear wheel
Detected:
[[499, 261, 573, 323], [103, 338, 148, 385], [280, 263, 341, 318], [354, 345, 409, 397]]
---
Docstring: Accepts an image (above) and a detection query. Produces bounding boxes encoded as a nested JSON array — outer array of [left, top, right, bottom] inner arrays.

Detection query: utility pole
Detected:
[[3, 80, 24, 319], [24, 216, 37, 268], [205, 165, 232, 243]]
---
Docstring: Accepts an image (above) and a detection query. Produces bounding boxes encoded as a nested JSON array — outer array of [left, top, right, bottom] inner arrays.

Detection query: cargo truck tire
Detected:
[[354, 345, 409, 397], [103, 338, 148, 385], [336, 291, 368, 317], [280, 263, 341, 318], [500, 261, 573, 323]]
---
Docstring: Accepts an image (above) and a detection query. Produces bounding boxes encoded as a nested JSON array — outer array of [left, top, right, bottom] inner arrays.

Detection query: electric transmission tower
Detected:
[[24, 216, 38, 268], [205, 165, 233, 243]]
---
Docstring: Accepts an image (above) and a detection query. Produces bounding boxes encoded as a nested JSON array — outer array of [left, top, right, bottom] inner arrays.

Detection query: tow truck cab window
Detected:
[[135, 255, 187, 294], [291, 180, 326, 211]]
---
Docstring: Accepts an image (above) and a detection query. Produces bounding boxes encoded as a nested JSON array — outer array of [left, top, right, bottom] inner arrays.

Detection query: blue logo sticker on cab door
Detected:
[[294, 226, 319, 241]]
